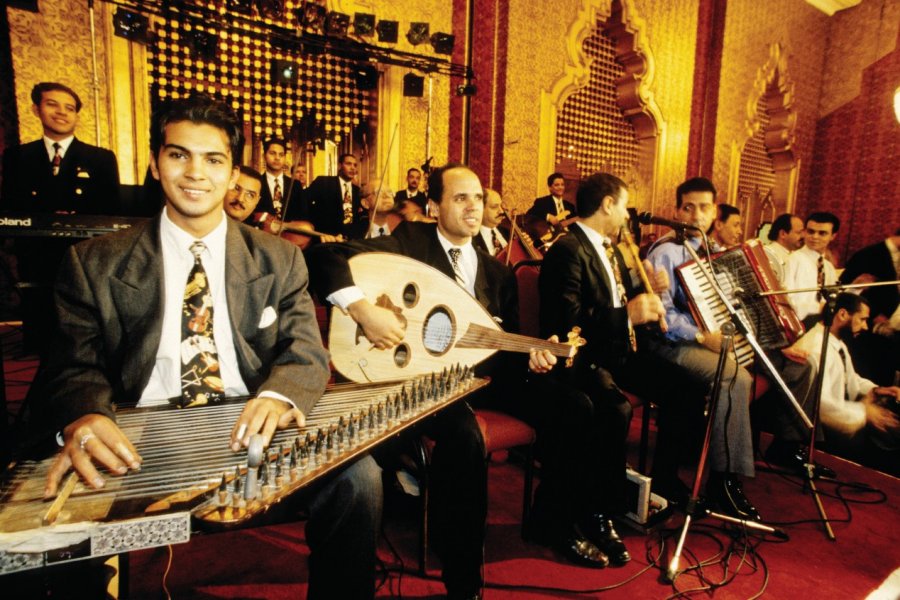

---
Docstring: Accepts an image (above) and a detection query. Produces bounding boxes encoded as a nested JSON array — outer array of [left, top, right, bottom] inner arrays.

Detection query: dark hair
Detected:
[[427, 162, 475, 204], [150, 94, 244, 162], [547, 172, 565, 188], [407, 167, 421, 176], [237, 165, 261, 179], [676, 177, 717, 208], [263, 138, 286, 153], [31, 82, 82, 112], [768, 213, 796, 242], [806, 211, 840, 234], [835, 292, 869, 316], [338, 153, 357, 164], [716, 203, 740, 223], [576, 173, 626, 218]]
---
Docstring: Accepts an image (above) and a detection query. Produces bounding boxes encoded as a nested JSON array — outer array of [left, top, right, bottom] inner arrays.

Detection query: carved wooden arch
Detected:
[[537, 0, 665, 209], [728, 42, 800, 236]]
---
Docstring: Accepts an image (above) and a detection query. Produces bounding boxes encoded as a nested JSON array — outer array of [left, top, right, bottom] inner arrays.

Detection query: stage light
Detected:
[[353, 65, 379, 90], [226, 0, 254, 15], [271, 59, 298, 86], [187, 30, 219, 61], [113, 8, 151, 44], [376, 20, 399, 43], [257, 0, 284, 20], [430, 32, 454, 55], [407, 22, 429, 46], [297, 2, 326, 30], [354, 13, 375, 36], [456, 83, 476, 96], [403, 73, 424, 97], [326, 12, 350, 37]]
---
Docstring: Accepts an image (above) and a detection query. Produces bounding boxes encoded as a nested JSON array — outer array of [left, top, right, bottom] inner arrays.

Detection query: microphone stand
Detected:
[[667, 319, 786, 581], [754, 278, 900, 541]]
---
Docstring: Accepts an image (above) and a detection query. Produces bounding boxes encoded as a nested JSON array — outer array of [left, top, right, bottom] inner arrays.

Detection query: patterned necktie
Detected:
[[448, 248, 466, 287], [837, 346, 850, 402], [179, 241, 225, 408], [342, 182, 353, 225], [272, 177, 283, 218], [603, 240, 637, 352], [816, 254, 825, 301], [51, 142, 62, 176], [491, 229, 502, 254]]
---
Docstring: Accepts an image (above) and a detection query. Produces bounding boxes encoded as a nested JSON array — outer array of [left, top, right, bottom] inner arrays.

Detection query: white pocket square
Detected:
[[258, 306, 277, 328]]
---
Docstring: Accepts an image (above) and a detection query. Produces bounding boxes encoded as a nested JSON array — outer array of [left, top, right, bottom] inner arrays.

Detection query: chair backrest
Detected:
[[513, 259, 542, 339]]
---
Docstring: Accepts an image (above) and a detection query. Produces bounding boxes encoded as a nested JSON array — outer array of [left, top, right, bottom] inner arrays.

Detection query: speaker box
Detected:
[[403, 74, 424, 97]]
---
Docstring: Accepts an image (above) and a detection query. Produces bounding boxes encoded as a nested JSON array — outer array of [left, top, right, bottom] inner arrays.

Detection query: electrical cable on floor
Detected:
[[161, 544, 174, 600]]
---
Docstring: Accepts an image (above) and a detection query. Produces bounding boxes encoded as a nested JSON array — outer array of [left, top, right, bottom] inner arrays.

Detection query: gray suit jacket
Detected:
[[33, 214, 330, 430]]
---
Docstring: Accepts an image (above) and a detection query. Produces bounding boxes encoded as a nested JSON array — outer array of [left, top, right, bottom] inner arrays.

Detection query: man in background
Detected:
[[256, 138, 302, 221], [223, 165, 263, 225], [394, 167, 426, 214], [784, 212, 840, 327], [711, 204, 743, 250], [473, 189, 508, 257], [528, 172, 575, 227], [765, 213, 805, 284], [302, 153, 363, 239]]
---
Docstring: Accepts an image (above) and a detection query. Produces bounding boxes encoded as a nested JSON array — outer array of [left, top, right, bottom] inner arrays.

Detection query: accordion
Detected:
[[676, 239, 804, 367]]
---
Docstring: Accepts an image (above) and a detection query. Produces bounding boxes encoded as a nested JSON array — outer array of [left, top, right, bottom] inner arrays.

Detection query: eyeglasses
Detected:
[[234, 184, 258, 201]]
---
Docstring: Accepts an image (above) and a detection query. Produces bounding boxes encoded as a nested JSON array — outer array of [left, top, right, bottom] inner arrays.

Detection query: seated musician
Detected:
[[393, 166, 427, 215], [472, 188, 508, 256], [307, 163, 557, 598], [33, 94, 382, 600], [358, 178, 396, 238], [257, 138, 302, 221], [527, 172, 575, 227], [534, 172, 708, 565], [764, 213, 805, 285], [790, 293, 900, 476], [644, 177, 820, 521], [223, 165, 263, 225], [711, 203, 743, 250]]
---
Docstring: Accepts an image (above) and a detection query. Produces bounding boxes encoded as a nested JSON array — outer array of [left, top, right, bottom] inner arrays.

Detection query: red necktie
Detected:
[[51, 142, 62, 176]]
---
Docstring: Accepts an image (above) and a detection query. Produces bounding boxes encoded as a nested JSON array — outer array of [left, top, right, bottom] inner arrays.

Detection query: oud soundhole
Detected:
[[422, 306, 455, 356], [402, 283, 419, 308], [393, 343, 411, 367]]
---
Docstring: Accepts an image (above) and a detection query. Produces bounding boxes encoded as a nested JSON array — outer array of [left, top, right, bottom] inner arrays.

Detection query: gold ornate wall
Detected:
[[6, 0, 452, 190], [713, 0, 830, 213], [7, 1, 112, 149]]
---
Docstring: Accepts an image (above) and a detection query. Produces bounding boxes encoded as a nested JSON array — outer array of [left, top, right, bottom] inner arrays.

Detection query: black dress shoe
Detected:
[[578, 515, 631, 566], [706, 473, 761, 522], [558, 534, 609, 568], [764, 442, 837, 479]]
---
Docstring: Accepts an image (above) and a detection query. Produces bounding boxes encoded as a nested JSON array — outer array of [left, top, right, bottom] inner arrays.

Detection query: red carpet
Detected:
[[3, 325, 898, 598]]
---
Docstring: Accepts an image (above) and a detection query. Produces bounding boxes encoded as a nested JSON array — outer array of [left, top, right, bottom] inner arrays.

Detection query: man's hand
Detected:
[[626, 293, 667, 328], [642, 260, 670, 295], [873, 386, 900, 401], [864, 398, 900, 434], [699, 330, 724, 354], [231, 397, 306, 452], [319, 234, 342, 243], [528, 335, 559, 373], [347, 299, 406, 349], [781, 345, 809, 364], [546, 213, 560, 226], [44, 414, 142, 498]]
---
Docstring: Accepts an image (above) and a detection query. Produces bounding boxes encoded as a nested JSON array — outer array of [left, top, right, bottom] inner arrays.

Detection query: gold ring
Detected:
[[78, 433, 96, 451]]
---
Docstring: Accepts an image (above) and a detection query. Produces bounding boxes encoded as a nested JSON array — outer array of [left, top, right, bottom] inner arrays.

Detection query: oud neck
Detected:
[[456, 323, 574, 358]]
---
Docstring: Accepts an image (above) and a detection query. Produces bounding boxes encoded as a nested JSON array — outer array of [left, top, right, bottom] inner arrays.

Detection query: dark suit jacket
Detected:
[[394, 189, 427, 213], [526, 195, 576, 221], [301, 175, 363, 238], [32, 215, 330, 430], [840, 240, 899, 319], [257, 173, 303, 221], [1, 138, 119, 214], [539, 224, 635, 375]]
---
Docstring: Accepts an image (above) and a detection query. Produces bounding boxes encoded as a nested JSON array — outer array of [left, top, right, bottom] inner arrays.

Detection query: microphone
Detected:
[[636, 212, 701, 231]]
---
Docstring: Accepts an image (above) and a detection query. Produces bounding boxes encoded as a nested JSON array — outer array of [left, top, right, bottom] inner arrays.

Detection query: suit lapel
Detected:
[[572, 225, 614, 303], [109, 219, 165, 389], [225, 221, 273, 372]]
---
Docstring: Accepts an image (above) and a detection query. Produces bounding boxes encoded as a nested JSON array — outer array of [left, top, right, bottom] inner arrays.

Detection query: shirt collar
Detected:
[[44, 135, 74, 156], [574, 221, 611, 250], [160, 208, 228, 261]]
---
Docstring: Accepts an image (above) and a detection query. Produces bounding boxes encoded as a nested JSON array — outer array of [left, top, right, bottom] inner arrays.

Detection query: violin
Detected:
[[188, 295, 212, 334], [253, 212, 340, 249], [496, 206, 542, 265]]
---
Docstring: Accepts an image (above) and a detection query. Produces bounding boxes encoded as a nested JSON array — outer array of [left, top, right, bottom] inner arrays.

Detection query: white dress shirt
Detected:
[[794, 324, 876, 436], [265, 172, 281, 199], [478, 226, 507, 256], [574, 222, 622, 308], [764, 241, 792, 284], [43, 135, 74, 160], [784, 246, 837, 321], [139, 211, 249, 405]]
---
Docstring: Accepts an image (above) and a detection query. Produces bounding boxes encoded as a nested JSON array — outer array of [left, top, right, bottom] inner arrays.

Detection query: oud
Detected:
[[329, 253, 585, 383]]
